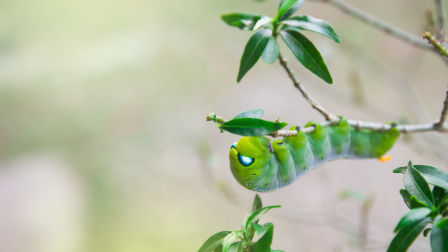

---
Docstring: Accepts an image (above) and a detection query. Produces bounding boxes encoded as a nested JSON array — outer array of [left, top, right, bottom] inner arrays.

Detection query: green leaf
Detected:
[[434, 186, 448, 207], [275, 0, 299, 23], [228, 241, 245, 252], [280, 29, 332, 83], [394, 208, 432, 233], [262, 36, 280, 64], [387, 217, 431, 252], [271, 250, 285, 252], [339, 189, 367, 203], [409, 196, 429, 209], [245, 205, 281, 232], [219, 118, 288, 136], [199, 231, 232, 252], [249, 223, 274, 252], [431, 216, 448, 252], [234, 109, 265, 119], [394, 165, 448, 191], [251, 194, 263, 213], [281, 15, 341, 43], [436, 218, 448, 230], [424, 228, 432, 237], [221, 13, 262, 30], [439, 195, 448, 212], [214, 245, 223, 252], [251, 222, 274, 237], [400, 189, 412, 209], [278, 0, 305, 21], [237, 29, 272, 82], [254, 16, 273, 30], [404, 161, 435, 208], [222, 231, 243, 252]]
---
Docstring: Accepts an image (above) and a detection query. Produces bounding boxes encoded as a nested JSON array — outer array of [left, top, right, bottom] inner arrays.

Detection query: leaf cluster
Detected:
[[221, 0, 340, 84], [389, 162, 448, 252], [198, 195, 284, 252]]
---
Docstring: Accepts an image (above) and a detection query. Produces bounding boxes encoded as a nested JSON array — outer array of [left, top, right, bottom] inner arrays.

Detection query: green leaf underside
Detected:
[[394, 208, 431, 233], [219, 118, 288, 136], [280, 29, 332, 83], [436, 218, 448, 230], [394, 165, 448, 191], [249, 224, 274, 252], [237, 29, 272, 82], [222, 231, 243, 252], [262, 37, 280, 63], [199, 231, 232, 252], [432, 216, 448, 252], [278, 0, 305, 21], [228, 241, 245, 252], [221, 13, 262, 30], [245, 206, 281, 232], [400, 189, 412, 209], [275, 0, 299, 22], [234, 109, 265, 119], [251, 222, 274, 237], [254, 16, 273, 30], [387, 217, 431, 252], [281, 15, 341, 43], [404, 162, 435, 208]]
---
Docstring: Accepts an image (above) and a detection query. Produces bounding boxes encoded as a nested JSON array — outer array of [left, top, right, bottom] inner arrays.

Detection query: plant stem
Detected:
[[423, 31, 448, 57], [435, 86, 448, 130], [278, 53, 336, 121]]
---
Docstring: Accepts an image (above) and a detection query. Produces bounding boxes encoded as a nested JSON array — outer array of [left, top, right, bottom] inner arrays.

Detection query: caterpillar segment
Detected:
[[229, 118, 400, 192]]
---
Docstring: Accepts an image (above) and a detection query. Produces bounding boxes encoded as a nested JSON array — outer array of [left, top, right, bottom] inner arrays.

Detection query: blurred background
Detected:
[[0, 0, 447, 251]]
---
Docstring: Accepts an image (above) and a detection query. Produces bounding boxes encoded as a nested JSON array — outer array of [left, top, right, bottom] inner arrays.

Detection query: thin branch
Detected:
[[278, 53, 336, 121], [423, 31, 448, 56], [317, 0, 434, 50], [435, 86, 448, 130], [436, 0, 447, 38]]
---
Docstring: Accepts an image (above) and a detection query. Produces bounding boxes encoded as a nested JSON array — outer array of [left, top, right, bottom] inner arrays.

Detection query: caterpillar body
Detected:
[[229, 118, 400, 192]]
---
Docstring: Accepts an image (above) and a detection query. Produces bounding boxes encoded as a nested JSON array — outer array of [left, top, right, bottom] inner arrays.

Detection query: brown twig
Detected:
[[278, 53, 337, 121], [435, 86, 448, 131]]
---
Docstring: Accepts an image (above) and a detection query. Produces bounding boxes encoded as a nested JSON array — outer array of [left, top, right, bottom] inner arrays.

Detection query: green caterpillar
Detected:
[[229, 118, 400, 192]]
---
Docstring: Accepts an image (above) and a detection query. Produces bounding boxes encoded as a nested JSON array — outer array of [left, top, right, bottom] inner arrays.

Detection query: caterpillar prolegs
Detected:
[[229, 118, 400, 192]]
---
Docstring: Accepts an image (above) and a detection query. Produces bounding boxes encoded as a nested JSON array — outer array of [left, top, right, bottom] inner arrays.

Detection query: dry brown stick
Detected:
[[278, 53, 337, 121]]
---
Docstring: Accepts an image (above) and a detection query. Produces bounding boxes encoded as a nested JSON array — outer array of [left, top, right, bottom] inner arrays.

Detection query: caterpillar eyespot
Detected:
[[229, 117, 400, 192]]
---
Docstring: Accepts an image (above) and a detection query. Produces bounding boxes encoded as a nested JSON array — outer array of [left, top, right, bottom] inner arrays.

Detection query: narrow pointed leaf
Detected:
[[221, 13, 262, 30], [431, 216, 448, 252], [254, 16, 273, 30], [281, 15, 341, 43], [404, 161, 435, 208], [394, 208, 431, 233], [275, 0, 299, 22], [394, 164, 448, 191], [219, 118, 288, 136], [262, 37, 280, 63], [409, 196, 429, 209], [251, 194, 263, 213], [400, 189, 412, 209], [237, 29, 272, 82], [278, 0, 306, 20], [387, 217, 431, 252], [245, 205, 281, 232], [280, 29, 332, 83], [249, 223, 274, 252], [234, 109, 264, 119], [199, 231, 232, 252]]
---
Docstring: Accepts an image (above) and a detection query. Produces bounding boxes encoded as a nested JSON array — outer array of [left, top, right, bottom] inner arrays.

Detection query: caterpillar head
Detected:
[[229, 136, 271, 190]]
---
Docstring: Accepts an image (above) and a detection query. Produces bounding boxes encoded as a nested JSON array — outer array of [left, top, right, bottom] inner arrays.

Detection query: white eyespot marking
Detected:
[[231, 142, 237, 149], [238, 154, 255, 166]]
